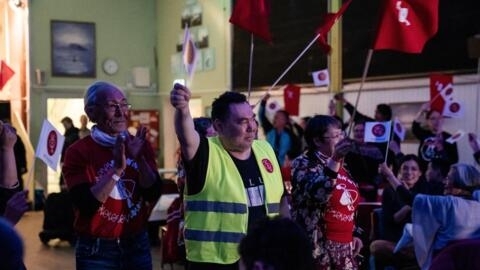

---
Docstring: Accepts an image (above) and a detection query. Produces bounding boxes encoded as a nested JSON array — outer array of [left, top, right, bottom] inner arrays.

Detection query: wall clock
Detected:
[[102, 58, 119, 75]]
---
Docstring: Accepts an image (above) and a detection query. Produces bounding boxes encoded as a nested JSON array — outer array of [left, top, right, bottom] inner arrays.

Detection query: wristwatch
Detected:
[[112, 174, 121, 182]]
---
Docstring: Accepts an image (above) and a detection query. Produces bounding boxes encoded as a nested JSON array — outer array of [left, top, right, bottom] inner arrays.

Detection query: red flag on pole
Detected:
[[373, 0, 439, 53], [283, 84, 301, 116], [229, 0, 272, 43], [0, 60, 15, 90], [429, 73, 464, 118], [429, 73, 452, 114], [315, 0, 352, 54]]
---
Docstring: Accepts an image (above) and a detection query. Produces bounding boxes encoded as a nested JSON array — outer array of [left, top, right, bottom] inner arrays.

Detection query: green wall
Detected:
[[30, 0, 158, 87], [29, 0, 161, 189], [28, 0, 233, 179], [155, 0, 232, 169]]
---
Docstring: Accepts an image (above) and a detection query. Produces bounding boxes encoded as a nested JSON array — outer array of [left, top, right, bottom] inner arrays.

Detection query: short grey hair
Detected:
[[450, 163, 480, 191], [84, 81, 124, 108]]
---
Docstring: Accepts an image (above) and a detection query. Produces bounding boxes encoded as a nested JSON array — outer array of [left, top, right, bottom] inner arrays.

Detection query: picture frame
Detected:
[[51, 20, 96, 77]]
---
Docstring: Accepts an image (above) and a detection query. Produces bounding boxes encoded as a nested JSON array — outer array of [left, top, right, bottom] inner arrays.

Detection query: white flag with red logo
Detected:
[[265, 100, 280, 122], [442, 98, 464, 118], [446, 130, 465, 144], [364, 121, 392, 143], [312, 69, 330, 86], [35, 119, 65, 171], [182, 25, 198, 78], [393, 117, 406, 141]]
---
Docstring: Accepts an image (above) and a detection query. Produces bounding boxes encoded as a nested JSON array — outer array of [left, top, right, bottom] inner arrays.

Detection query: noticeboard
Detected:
[[128, 110, 160, 154]]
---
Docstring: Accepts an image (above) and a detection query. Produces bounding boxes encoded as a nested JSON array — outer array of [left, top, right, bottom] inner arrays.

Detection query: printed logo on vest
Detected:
[[262, 159, 274, 173]]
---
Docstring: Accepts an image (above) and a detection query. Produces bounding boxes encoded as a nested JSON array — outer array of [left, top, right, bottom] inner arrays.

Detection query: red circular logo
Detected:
[[372, 124, 386, 137], [317, 72, 326, 81], [47, 131, 57, 156], [449, 102, 460, 113], [262, 159, 274, 173]]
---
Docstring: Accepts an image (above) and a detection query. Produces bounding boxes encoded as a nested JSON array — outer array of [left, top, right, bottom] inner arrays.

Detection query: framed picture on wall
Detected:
[[51, 20, 96, 77]]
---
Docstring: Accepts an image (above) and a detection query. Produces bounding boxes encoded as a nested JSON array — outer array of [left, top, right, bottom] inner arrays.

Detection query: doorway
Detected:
[[45, 98, 91, 193]]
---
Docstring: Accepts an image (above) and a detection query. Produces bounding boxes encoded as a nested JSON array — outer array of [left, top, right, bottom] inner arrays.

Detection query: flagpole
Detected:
[[476, 57, 480, 132], [347, 48, 373, 137], [247, 33, 255, 101], [252, 33, 322, 108], [384, 122, 392, 164], [25, 158, 36, 209]]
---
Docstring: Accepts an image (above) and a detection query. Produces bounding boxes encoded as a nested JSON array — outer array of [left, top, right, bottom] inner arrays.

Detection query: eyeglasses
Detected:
[[100, 103, 132, 112], [323, 130, 346, 139]]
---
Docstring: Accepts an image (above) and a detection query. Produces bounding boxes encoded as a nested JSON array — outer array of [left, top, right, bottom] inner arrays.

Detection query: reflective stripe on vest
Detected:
[[185, 229, 245, 243], [185, 201, 247, 214], [186, 200, 279, 215], [267, 203, 280, 213], [184, 138, 284, 264]]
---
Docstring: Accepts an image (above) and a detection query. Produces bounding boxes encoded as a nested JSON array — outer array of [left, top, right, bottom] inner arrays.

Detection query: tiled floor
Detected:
[[15, 211, 184, 270]]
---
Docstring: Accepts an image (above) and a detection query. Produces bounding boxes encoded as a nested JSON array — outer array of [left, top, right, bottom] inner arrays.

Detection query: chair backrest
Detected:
[[370, 208, 385, 241], [430, 238, 480, 270], [356, 202, 382, 241], [162, 178, 179, 194]]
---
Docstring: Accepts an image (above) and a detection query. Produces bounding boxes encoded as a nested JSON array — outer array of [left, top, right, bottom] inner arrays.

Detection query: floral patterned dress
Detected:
[[291, 150, 360, 270]]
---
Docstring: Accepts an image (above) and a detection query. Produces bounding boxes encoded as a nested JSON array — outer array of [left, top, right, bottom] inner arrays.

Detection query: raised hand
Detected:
[[332, 138, 354, 160], [126, 126, 147, 159], [0, 122, 17, 148], [112, 134, 126, 172], [468, 133, 480, 152], [170, 83, 191, 110], [3, 190, 29, 225]]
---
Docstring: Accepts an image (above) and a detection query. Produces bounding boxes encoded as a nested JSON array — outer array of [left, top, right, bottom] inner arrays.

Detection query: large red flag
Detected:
[[315, 0, 352, 54], [373, 0, 439, 53], [0, 60, 15, 90], [283, 84, 301, 116], [229, 0, 272, 43]]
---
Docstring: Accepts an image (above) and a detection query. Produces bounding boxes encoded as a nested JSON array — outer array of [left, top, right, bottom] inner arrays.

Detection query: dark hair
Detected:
[[399, 154, 421, 168], [376, 103, 392, 120], [0, 218, 24, 270], [426, 109, 441, 120], [304, 115, 342, 149], [211, 91, 247, 122], [193, 117, 213, 137], [61, 117, 73, 124], [429, 158, 450, 178], [275, 109, 290, 120], [239, 217, 314, 270]]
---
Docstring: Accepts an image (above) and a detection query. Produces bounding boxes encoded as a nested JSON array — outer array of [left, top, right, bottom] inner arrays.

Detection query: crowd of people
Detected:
[[3, 81, 480, 270]]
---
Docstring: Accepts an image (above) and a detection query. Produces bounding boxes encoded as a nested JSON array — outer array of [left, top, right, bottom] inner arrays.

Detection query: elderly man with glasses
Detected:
[[62, 81, 162, 270]]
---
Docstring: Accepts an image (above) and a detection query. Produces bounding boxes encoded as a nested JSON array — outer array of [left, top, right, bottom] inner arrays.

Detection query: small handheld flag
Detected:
[[364, 121, 392, 143], [35, 119, 65, 171], [182, 25, 198, 78], [283, 84, 301, 116], [312, 69, 330, 87], [446, 130, 465, 144]]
